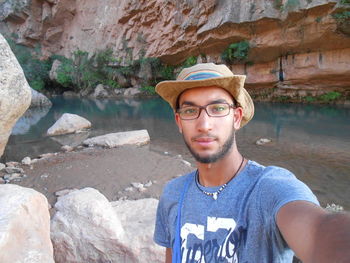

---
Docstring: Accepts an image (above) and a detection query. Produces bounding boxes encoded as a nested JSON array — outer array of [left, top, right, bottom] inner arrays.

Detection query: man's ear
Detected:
[[233, 107, 243, 130], [175, 113, 183, 133]]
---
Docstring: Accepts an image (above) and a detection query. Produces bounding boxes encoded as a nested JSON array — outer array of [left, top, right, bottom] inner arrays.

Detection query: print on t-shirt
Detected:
[[179, 216, 246, 263]]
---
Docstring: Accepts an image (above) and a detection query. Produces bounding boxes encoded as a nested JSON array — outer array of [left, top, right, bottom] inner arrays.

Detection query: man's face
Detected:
[[175, 86, 242, 164]]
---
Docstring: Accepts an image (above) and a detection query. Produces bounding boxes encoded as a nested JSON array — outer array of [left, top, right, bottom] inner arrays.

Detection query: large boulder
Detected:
[[111, 198, 164, 262], [51, 187, 163, 263], [0, 33, 31, 158], [83, 130, 150, 148], [0, 184, 54, 263], [47, 113, 91, 136], [51, 188, 129, 263]]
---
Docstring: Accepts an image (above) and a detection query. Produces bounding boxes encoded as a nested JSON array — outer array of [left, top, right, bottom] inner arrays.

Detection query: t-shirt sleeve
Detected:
[[153, 187, 172, 248], [257, 166, 319, 243]]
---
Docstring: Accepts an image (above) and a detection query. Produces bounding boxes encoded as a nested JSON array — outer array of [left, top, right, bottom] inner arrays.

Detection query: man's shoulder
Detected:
[[248, 160, 295, 180]]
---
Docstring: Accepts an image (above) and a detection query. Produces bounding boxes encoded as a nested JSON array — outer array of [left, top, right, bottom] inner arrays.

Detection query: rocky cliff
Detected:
[[0, 0, 349, 96]]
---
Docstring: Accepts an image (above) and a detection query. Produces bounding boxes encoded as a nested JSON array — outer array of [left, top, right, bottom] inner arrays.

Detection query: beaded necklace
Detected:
[[195, 156, 245, 200]]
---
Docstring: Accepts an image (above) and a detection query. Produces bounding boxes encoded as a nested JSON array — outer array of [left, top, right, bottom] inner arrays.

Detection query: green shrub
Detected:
[[182, 56, 197, 68], [141, 85, 156, 95], [221, 40, 250, 64], [319, 91, 342, 102], [6, 37, 51, 91], [341, 0, 350, 5]]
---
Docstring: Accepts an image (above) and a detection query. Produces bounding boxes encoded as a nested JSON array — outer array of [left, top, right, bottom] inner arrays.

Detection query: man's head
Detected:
[[155, 63, 254, 128], [155, 63, 254, 163]]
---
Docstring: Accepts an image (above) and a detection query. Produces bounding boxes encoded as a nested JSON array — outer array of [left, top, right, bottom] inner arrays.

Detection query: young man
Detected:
[[153, 63, 350, 263]]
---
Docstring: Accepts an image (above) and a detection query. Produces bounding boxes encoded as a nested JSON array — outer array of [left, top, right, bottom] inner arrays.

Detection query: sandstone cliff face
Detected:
[[0, 0, 349, 94]]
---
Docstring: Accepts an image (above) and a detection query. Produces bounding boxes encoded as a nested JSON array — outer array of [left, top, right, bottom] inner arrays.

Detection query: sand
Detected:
[[3, 145, 194, 205]]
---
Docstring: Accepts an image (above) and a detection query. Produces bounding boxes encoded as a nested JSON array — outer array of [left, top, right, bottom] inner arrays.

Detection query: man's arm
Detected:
[[165, 248, 172, 263], [277, 200, 350, 263]]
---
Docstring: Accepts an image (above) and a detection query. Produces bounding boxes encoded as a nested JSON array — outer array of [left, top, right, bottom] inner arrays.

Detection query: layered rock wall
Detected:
[[0, 0, 349, 93]]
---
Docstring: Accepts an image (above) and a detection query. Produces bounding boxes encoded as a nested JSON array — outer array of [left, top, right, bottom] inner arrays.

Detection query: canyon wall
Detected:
[[0, 0, 349, 94]]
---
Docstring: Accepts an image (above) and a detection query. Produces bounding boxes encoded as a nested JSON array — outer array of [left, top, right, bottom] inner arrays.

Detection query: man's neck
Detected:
[[196, 148, 245, 187]]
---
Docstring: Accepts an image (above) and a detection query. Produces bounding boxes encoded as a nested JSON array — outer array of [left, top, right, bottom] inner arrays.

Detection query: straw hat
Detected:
[[155, 63, 254, 128]]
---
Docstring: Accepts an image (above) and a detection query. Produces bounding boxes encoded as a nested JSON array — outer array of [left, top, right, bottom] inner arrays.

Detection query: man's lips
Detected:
[[192, 136, 217, 146]]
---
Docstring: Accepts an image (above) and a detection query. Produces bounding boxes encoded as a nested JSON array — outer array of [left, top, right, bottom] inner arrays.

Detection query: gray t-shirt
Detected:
[[154, 160, 319, 263]]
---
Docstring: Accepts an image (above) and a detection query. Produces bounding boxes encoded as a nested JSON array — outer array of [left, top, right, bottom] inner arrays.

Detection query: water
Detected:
[[2, 96, 350, 210]]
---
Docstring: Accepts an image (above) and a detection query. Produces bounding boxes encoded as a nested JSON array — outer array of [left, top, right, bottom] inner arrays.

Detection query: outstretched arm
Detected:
[[277, 201, 350, 263]]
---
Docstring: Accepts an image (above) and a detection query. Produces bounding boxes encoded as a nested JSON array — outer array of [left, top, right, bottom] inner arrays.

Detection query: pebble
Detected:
[[118, 196, 127, 201], [138, 187, 147, 192], [61, 145, 74, 152], [131, 182, 144, 189], [144, 181, 153, 187], [40, 173, 49, 179], [256, 138, 272, 145], [0, 177, 5, 184], [4, 173, 22, 181], [6, 161, 19, 167], [164, 151, 169, 155], [0, 163, 5, 171], [125, 187, 134, 192], [39, 153, 56, 159], [21, 157, 31, 165], [181, 160, 191, 167], [4, 167, 24, 174]]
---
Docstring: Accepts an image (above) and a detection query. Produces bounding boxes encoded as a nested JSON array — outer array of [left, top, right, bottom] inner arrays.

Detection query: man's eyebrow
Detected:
[[180, 99, 230, 107]]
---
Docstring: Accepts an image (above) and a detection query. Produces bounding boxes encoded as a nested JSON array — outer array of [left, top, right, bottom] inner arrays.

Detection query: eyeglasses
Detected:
[[177, 102, 235, 120]]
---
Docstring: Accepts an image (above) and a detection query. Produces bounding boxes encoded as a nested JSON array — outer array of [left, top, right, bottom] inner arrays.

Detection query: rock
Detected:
[[3, 173, 22, 181], [111, 199, 164, 262], [92, 84, 109, 98], [40, 174, 49, 179], [4, 167, 24, 174], [61, 145, 74, 152], [0, 34, 31, 158], [0, 184, 54, 263], [83, 129, 150, 148], [55, 188, 78, 197], [256, 138, 272, 145], [124, 87, 141, 97], [0, 163, 5, 171], [5, 161, 19, 167], [50, 188, 127, 263], [125, 187, 134, 192], [30, 88, 53, 108], [131, 182, 144, 189], [39, 153, 56, 159], [21, 156, 31, 165], [47, 113, 92, 136], [181, 160, 192, 167], [144, 180, 153, 187], [114, 88, 126, 96], [0, 178, 5, 184]]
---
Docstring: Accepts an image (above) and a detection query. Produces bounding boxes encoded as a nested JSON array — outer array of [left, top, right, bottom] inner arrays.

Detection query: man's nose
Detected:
[[196, 108, 212, 132]]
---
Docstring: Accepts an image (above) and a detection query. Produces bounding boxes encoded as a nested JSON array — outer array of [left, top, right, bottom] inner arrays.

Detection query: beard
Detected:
[[183, 128, 236, 164]]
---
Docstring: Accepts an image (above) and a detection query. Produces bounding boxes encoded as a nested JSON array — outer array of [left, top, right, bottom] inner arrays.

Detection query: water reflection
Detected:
[[2, 97, 350, 210]]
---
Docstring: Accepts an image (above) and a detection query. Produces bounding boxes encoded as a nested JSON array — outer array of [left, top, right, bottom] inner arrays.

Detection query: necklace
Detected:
[[195, 156, 245, 200]]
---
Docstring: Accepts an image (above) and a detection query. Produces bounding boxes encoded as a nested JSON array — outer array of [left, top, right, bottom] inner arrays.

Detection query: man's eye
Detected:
[[210, 104, 227, 112], [182, 108, 197, 115]]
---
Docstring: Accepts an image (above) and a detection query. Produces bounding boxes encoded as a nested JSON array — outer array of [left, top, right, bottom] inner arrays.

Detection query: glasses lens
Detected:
[[207, 103, 230, 117], [179, 106, 199, 119]]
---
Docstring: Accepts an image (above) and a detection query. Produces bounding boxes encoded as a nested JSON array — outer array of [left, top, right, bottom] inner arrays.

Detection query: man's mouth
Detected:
[[192, 135, 217, 146]]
